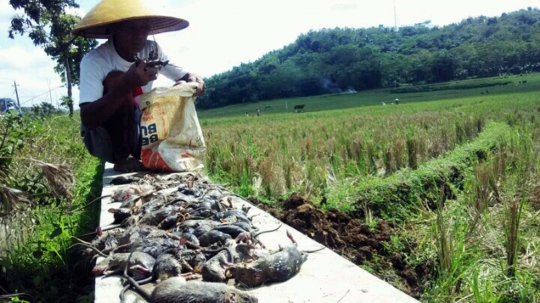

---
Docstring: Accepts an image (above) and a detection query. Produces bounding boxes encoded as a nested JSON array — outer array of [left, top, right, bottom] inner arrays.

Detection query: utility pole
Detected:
[[47, 79, 53, 105], [12, 81, 20, 107]]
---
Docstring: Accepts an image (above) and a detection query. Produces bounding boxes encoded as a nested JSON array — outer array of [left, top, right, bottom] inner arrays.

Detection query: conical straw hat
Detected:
[[72, 0, 189, 39]]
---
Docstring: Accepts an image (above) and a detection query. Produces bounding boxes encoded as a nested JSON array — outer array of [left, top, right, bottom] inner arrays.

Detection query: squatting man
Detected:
[[72, 0, 205, 173]]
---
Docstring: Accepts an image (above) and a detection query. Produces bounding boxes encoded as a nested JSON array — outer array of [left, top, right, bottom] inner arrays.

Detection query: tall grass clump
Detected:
[[430, 196, 473, 301], [406, 134, 419, 170], [0, 112, 103, 303], [502, 196, 524, 278]]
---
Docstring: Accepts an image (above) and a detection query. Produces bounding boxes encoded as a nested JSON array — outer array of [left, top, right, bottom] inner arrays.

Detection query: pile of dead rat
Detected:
[[72, 173, 323, 303]]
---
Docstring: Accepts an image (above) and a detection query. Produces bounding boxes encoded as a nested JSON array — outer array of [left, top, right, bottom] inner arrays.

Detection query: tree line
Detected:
[[196, 8, 540, 109], [8, 3, 540, 112]]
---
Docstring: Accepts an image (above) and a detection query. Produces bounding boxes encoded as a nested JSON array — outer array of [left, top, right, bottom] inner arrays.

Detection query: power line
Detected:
[[20, 85, 65, 106]]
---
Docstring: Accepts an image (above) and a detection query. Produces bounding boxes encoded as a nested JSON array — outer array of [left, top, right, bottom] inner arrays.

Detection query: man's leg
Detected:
[[81, 124, 114, 163], [85, 71, 145, 173]]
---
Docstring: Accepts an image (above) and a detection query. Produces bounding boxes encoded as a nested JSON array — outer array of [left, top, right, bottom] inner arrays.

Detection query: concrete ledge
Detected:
[[94, 163, 418, 303]]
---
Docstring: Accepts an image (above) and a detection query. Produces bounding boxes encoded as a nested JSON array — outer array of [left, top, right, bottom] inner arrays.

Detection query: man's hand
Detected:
[[123, 61, 159, 89], [175, 73, 206, 96]]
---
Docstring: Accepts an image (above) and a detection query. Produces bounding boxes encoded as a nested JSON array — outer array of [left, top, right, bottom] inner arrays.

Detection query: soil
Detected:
[[250, 193, 431, 299]]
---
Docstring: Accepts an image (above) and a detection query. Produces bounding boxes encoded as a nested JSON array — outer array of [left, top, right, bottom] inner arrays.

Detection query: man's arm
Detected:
[[80, 61, 158, 129], [80, 75, 133, 129]]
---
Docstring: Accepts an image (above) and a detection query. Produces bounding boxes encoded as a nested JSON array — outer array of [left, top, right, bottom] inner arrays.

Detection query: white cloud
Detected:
[[0, 46, 51, 69], [331, 3, 359, 11], [0, 0, 538, 106], [0, 45, 66, 107], [65, 6, 86, 18]]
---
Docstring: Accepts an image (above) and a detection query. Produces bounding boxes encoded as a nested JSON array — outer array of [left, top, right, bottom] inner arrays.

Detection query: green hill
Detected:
[[197, 8, 540, 109]]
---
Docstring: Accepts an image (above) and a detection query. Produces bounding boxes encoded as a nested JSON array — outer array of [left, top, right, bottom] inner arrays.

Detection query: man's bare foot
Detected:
[[114, 156, 147, 173]]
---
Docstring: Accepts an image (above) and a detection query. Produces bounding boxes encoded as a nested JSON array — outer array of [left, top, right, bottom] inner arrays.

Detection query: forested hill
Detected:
[[196, 8, 540, 109]]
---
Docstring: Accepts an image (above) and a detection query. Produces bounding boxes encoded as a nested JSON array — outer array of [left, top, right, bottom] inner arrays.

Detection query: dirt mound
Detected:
[[250, 193, 429, 299]]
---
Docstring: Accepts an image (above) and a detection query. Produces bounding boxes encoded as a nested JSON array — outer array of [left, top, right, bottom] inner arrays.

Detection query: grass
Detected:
[[199, 72, 540, 301], [1, 71, 538, 302], [197, 73, 540, 119], [0, 113, 103, 302]]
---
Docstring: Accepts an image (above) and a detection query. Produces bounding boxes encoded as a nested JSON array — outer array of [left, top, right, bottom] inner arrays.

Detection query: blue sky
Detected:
[[0, 0, 538, 107]]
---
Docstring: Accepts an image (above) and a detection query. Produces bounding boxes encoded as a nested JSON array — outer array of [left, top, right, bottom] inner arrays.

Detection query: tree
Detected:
[[8, 0, 97, 117], [196, 9, 540, 109], [32, 101, 59, 117]]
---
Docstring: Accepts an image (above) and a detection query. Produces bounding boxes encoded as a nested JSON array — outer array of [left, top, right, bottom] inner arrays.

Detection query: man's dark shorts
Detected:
[[80, 107, 142, 163]]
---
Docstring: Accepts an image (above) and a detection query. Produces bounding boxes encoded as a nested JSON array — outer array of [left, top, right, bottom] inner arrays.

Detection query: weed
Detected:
[[0, 113, 102, 302]]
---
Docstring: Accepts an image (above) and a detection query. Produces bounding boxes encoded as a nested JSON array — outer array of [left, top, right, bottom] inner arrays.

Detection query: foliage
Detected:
[[31, 102, 62, 117], [60, 96, 74, 116], [0, 113, 102, 302], [0, 114, 34, 216], [8, 0, 98, 116], [197, 8, 540, 109]]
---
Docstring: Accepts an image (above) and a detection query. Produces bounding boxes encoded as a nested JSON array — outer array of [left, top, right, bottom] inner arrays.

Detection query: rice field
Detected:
[[198, 73, 540, 302]]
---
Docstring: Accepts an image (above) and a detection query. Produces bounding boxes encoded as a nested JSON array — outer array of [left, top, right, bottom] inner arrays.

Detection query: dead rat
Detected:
[[171, 229, 200, 246], [200, 238, 266, 283], [121, 237, 183, 259], [212, 224, 250, 238], [191, 222, 215, 237], [220, 209, 252, 225], [201, 246, 234, 282], [234, 224, 282, 247], [187, 207, 219, 219], [108, 207, 131, 225], [228, 230, 324, 288], [92, 251, 155, 278], [109, 175, 139, 185], [179, 219, 219, 232], [119, 252, 200, 302], [177, 249, 207, 271], [138, 205, 181, 226], [125, 275, 258, 303], [84, 227, 124, 255], [152, 253, 184, 282], [198, 230, 233, 247], [111, 184, 153, 201], [152, 252, 200, 283], [116, 225, 170, 246]]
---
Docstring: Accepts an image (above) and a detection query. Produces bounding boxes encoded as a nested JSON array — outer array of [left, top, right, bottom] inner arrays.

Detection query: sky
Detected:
[[0, 0, 538, 108]]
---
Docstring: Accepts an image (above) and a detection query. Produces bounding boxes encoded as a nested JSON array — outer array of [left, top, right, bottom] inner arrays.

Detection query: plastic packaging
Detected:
[[138, 82, 205, 172]]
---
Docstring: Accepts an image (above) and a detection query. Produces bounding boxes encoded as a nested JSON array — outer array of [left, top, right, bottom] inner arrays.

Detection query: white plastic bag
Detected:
[[138, 82, 206, 172]]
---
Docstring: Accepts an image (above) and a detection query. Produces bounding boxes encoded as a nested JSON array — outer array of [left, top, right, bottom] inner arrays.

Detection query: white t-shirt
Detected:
[[79, 39, 188, 105]]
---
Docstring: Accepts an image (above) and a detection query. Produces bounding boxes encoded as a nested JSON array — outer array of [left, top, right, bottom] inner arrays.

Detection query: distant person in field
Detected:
[[73, 0, 205, 173]]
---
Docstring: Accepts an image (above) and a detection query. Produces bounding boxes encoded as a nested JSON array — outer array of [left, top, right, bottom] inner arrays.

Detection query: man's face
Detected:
[[111, 20, 151, 60]]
